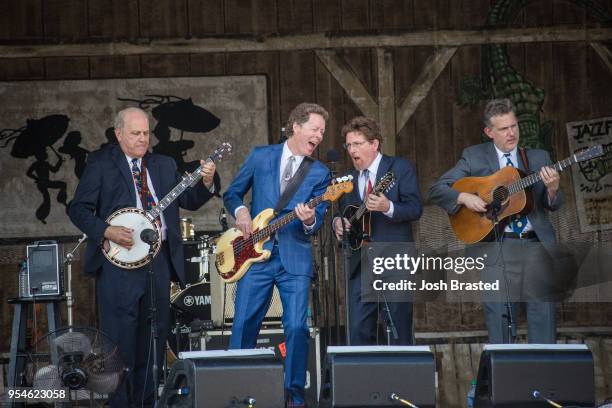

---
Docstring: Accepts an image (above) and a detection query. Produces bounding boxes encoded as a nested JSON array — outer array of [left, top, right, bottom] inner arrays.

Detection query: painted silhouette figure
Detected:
[[59, 130, 90, 178], [26, 147, 67, 223]]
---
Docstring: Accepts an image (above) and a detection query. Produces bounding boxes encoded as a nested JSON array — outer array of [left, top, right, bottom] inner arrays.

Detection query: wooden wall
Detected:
[[1, 0, 612, 355]]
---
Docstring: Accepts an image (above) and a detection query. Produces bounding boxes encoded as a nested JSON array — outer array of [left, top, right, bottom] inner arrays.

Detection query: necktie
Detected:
[[131, 159, 157, 213], [362, 169, 373, 201], [504, 153, 527, 234], [280, 156, 295, 193]]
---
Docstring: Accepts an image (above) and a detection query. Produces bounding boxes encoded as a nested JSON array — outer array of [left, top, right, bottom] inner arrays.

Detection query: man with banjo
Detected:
[[68, 107, 216, 407]]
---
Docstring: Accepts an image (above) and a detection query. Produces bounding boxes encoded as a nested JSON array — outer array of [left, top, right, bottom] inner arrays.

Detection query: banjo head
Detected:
[[104, 207, 161, 269]]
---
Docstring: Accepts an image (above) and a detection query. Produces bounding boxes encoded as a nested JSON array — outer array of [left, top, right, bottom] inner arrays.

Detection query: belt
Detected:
[[503, 231, 537, 240]]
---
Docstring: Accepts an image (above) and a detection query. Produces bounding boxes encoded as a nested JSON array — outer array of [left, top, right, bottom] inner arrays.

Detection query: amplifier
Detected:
[[26, 242, 62, 297]]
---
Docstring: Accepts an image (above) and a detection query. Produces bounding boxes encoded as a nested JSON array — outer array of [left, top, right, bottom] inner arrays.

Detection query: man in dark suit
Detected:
[[68, 107, 216, 407], [333, 116, 423, 345], [224, 103, 330, 407], [429, 98, 563, 343]]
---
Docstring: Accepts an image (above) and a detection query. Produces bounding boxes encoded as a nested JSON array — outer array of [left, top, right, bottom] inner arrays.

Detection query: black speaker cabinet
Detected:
[[26, 241, 62, 296], [160, 349, 285, 408], [474, 344, 595, 408], [324, 346, 435, 407]]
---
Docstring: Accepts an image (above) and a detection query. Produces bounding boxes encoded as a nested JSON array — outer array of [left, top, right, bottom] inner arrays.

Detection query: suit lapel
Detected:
[[376, 155, 393, 184], [145, 153, 163, 198], [485, 142, 500, 173], [112, 145, 137, 205], [270, 144, 283, 201]]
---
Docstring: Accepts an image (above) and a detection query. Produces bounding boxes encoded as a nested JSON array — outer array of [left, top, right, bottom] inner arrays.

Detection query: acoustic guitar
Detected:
[[341, 171, 396, 250], [215, 176, 354, 283], [449, 145, 604, 243]]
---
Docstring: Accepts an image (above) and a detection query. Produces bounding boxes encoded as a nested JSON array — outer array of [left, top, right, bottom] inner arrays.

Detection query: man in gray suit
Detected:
[[429, 98, 563, 343]]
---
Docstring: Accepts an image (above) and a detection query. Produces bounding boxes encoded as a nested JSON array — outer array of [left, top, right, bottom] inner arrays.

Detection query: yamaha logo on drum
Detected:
[[183, 294, 211, 307]]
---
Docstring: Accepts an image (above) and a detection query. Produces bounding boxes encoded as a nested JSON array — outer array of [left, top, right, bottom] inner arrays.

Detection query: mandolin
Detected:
[[341, 171, 396, 250]]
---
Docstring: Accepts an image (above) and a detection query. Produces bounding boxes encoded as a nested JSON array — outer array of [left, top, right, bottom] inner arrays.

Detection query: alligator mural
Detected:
[[458, 0, 612, 151]]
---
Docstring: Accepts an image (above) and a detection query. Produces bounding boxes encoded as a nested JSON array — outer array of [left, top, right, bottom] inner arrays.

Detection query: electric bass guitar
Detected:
[[215, 176, 354, 283], [449, 144, 603, 244], [341, 171, 396, 250], [104, 142, 232, 269]]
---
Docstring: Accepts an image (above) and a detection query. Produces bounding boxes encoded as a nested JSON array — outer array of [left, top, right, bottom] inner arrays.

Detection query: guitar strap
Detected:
[[274, 156, 314, 213], [518, 147, 530, 171]]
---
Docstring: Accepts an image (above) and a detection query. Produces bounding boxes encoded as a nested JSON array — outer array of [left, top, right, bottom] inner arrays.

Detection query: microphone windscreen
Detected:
[[326, 148, 340, 162]]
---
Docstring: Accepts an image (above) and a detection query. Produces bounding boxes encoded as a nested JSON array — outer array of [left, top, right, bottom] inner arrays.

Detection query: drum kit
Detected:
[[167, 217, 219, 362]]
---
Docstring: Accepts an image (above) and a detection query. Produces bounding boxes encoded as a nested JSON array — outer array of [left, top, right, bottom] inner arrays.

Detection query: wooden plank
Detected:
[[189, 53, 226, 76], [376, 48, 396, 155], [88, 0, 139, 39], [314, 54, 345, 158], [340, 0, 370, 30], [44, 57, 90, 79], [224, 0, 277, 35], [42, 0, 88, 39], [312, 0, 342, 32], [454, 343, 474, 404], [0, 58, 45, 80], [436, 343, 460, 408], [369, 0, 415, 30], [188, 0, 225, 36], [139, 0, 189, 38], [315, 50, 377, 120], [0, 0, 43, 40], [278, 0, 313, 34], [585, 337, 606, 401], [89, 56, 141, 78], [590, 42, 612, 75], [396, 46, 457, 134], [3, 27, 612, 58], [140, 54, 191, 77]]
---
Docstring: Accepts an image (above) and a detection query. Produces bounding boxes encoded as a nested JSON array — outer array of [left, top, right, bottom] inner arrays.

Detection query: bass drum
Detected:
[[167, 282, 212, 363]]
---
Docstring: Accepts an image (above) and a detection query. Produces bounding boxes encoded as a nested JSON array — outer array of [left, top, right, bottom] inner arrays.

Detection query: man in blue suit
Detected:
[[333, 116, 423, 345], [429, 98, 562, 343], [224, 103, 330, 407], [69, 107, 216, 407]]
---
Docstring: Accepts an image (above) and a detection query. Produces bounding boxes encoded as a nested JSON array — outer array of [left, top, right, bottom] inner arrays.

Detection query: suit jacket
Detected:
[[68, 144, 213, 284], [428, 141, 563, 248], [338, 154, 423, 242], [223, 143, 330, 277]]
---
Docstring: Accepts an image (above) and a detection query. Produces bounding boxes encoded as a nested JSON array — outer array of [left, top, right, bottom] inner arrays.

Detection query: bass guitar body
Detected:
[[215, 208, 275, 283], [450, 166, 533, 243]]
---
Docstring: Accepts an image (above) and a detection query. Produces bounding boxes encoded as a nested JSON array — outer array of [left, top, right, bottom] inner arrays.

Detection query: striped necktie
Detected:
[[504, 153, 527, 234]]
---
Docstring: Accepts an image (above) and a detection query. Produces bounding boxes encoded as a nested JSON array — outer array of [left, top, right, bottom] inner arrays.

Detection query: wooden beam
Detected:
[[376, 48, 396, 156], [1, 27, 611, 58], [590, 42, 612, 75], [396, 47, 458, 133], [315, 49, 378, 120]]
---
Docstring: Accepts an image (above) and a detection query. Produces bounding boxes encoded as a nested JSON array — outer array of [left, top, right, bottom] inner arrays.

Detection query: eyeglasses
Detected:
[[343, 141, 369, 150]]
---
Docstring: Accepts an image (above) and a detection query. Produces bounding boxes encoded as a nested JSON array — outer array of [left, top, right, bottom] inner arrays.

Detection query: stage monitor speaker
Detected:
[[160, 349, 285, 408], [324, 346, 435, 407], [474, 344, 595, 408], [209, 259, 283, 327], [26, 241, 62, 297]]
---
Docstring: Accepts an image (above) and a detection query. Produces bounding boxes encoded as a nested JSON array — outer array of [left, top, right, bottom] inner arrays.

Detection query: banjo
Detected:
[[104, 142, 232, 269]]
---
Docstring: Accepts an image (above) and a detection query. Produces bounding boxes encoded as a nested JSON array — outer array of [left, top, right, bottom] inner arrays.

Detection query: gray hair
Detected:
[[483, 98, 515, 128], [114, 107, 148, 130], [285, 103, 329, 138]]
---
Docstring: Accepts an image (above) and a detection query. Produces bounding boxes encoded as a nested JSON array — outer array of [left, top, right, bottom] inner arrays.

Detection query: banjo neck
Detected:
[[147, 158, 212, 220]]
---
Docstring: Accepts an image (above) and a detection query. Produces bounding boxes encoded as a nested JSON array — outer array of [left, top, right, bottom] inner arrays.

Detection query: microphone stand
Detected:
[[487, 200, 516, 343], [327, 162, 340, 345], [341, 229, 352, 345], [381, 292, 398, 345], [145, 240, 161, 407], [64, 234, 87, 328]]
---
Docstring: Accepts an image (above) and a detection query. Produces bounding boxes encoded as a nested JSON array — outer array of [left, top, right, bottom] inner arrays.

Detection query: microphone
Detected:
[[390, 392, 419, 407], [140, 228, 159, 245], [532, 390, 563, 408], [220, 207, 229, 231], [326, 148, 340, 177]]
